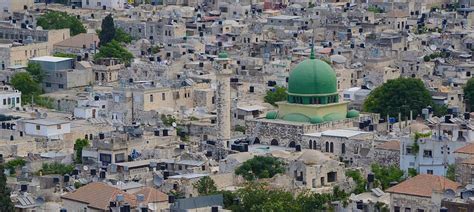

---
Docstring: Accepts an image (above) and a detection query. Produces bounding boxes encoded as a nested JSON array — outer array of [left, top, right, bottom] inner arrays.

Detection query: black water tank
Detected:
[[63, 175, 70, 183], [368, 173, 374, 182], [295, 145, 301, 152], [154, 130, 160, 136], [465, 113, 470, 120], [90, 169, 96, 176], [110, 201, 117, 207], [99, 133, 105, 139], [160, 164, 166, 170], [168, 195, 175, 203], [163, 171, 169, 179], [20, 184, 27, 192], [356, 200, 363, 209], [100, 171, 106, 179], [120, 204, 130, 212]]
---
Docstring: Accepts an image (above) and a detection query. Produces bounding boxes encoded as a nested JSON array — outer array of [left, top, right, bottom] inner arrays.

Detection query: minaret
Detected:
[[213, 52, 233, 142]]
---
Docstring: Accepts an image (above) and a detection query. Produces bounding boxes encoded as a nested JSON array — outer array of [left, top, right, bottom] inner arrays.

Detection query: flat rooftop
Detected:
[[30, 56, 74, 63]]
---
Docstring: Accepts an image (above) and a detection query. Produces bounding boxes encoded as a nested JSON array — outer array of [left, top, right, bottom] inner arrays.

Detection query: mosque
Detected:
[[246, 50, 362, 147]]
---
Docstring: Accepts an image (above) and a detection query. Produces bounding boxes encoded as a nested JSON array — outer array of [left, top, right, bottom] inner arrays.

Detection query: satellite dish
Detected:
[[42, 113, 48, 118], [430, 45, 437, 51], [172, 122, 177, 128], [153, 175, 164, 187], [83, 166, 89, 171], [444, 189, 456, 199]]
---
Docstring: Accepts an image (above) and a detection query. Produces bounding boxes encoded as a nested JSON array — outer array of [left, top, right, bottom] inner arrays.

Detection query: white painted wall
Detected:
[[23, 122, 70, 139], [0, 91, 21, 109], [81, 0, 125, 10]]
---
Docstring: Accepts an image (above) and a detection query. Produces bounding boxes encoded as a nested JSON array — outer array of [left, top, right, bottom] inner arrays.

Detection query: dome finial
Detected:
[[310, 38, 315, 59]]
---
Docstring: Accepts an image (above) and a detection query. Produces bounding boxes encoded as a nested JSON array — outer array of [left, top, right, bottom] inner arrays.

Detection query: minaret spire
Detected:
[[310, 37, 315, 59]]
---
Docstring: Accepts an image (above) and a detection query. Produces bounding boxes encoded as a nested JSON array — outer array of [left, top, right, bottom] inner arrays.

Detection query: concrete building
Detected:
[[386, 174, 461, 212], [17, 119, 71, 140], [81, 0, 126, 10], [0, 86, 21, 109], [0, 0, 33, 18]]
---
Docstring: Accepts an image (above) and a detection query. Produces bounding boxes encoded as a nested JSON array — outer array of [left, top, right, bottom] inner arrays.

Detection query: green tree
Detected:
[[363, 78, 433, 118], [408, 168, 418, 177], [99, 14, 116, 46], [264, 86, 288, 106], [371, 163, 405, 190], [37, 11, 86, 36], [346, 169, 367, 194], [10, 72, 42, 99], [464, 77, 474, 112], [26, 63, 44, 83], [94, 40, 134, 65], [446, 164, 456, 181], [193, 176, 217, 196], [38, 162, 74, 175], [74, 139, 89, 163], [5, 158, 26, 175], [235, 156, 285, 181], [53, 52, 77, 58], [0, 163, 14, 211], [115, 28, 132, 44]]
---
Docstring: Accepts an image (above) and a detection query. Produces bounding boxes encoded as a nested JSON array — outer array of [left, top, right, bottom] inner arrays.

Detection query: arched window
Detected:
[[341, 143, 346, 154], [330, 142, 334, 153], [309, 140, 313, 149], [313, 141, 317, 150], [289, 141, 296, 148], [271, 139, 279, 146], [254, 137, 260, 144], [325, 142, 329, 152]]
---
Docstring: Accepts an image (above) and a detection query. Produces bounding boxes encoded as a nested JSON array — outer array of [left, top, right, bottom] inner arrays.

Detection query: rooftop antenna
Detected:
[[310, 37, 315, 59]]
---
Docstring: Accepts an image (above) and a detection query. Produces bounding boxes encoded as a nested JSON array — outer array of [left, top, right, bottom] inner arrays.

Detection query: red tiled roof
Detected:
[[61, 182, 137, 210], [375, 140, 400, 151], [386, 174, 460, 198], [134, 187, 168, 204], [454, 143, 474, 154]]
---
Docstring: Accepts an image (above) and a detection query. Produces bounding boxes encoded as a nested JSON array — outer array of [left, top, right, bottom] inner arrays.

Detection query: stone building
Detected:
[[288, 149, 346, 190], [246, 49, 361, 147], [386, 174, 461, 212]]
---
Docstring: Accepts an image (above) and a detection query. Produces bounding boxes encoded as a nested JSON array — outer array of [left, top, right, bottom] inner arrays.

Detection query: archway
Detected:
[[254, 137, 260, 144], [309, 140, 313, 149], [330, 142, 334, 153], [271, 139, 279, 146], [341, 143, 346, 154], [325, 142, 329, 152], [289, 141, 296, 148], [313, 141, 317, 150]]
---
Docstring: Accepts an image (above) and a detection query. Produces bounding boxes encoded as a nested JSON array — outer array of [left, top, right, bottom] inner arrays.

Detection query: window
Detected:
[[16, 97, 19, 104], [2, 99, 6, 105], [115, 153, 125, 163], [161, 93, 165, 100], [36, 125, 40, 130], [406, 147, 413, 154], [423, 150, 432, 158], [394, 206, 400, 212], [150, 94, 154, 102], [427, 170, 433, 175], [405, 208, 411, 212], [57, 124, 62, 129], [46, 83, 51, 87], [417, 209, 424, 212], [59, 84, 64, 89]]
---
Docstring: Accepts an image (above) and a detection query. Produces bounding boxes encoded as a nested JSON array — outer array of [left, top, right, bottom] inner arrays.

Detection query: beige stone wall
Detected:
[[277, 101, 349, 120], [9, 42, 49, 67], [141, 86, 194, 112], [390, 193, 439, 212]]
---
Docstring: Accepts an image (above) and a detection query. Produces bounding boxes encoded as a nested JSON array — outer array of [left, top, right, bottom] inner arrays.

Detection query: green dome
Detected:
[[310, 116, 324, 124], [347, 109, 360, 118], [282, 113, 310, 122], [218, 52, 228, 59], [288, 59, 337, 95], [323, 113, 345, 122], [266, 111, 278, 119]]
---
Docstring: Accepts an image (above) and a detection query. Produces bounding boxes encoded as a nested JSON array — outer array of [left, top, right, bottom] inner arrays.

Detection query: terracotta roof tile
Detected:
[[454, 143, 474, 154], [386, 174, 460, 198], [460, 156, 474, 165], [61, 182, 137, 210], [134, 187, 168, 204], [375, 140, 400, 151]]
